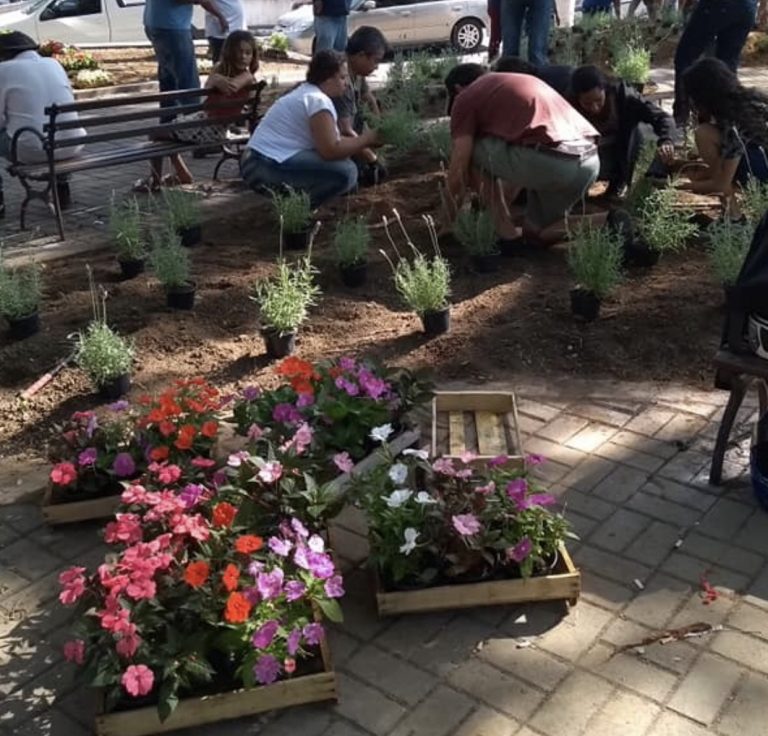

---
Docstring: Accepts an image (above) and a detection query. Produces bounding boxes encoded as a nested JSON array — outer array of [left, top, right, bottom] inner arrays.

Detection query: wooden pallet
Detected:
[[95, 637, 337, 736], [41, 485, 121, 525], [375, 543, 580, 616], [431, 391, 524, 469]]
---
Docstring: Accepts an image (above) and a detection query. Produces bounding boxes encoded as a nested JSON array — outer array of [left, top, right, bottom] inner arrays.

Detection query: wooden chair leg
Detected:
[[710, 376, 750, 486]]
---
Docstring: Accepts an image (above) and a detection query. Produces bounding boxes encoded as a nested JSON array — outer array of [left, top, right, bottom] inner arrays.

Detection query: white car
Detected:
[[275, 0, 489, 56]]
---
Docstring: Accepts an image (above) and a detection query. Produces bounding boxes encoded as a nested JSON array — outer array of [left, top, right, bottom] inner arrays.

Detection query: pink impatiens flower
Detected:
[[115, 624, 142, 658], [50, 462, 77, 486], [104, 513, 143, 545], [63, 639, 85, 664], [507, 537, 533, 563], [121, 664, 154, 697], [258, 461, 283, 484], [525, 453, 546, 466], [452, 513, 482, 536], [333, 452, 354, 474], [58, 566, 87, 605]]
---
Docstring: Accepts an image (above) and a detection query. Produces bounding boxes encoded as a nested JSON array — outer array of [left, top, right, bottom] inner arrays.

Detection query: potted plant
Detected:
[[272, 189, 312, 251], [333, 216, 370, 287], [77, 268, 134, 399], [636, 185, 698, 264], [0, 255, 42, 340], [252, 253, 321, 359], [423, 120, 451, 162], [741, 178, 768, 226], [453, 206, 500, 272], [707, 218, 752, 301], [372, 105, 421, 156], [149, 228, 196, 310], [109, 195, 147, 278], [382, 211, 452, 336], [612, 44, 651, 89], [567, 223, 624, 321], [162, 189, 203, 247]]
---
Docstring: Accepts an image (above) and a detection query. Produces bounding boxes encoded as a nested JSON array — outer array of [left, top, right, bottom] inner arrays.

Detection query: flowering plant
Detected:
[[47, 405, 144, 503], [352, 443, 575, 589], [59, 477, 344, 721], [39, 40, 99, 72], [134, 378, 224, 465]]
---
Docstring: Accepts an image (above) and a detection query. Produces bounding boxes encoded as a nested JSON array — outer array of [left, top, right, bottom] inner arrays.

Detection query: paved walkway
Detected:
[[1, 378, 767, 736]]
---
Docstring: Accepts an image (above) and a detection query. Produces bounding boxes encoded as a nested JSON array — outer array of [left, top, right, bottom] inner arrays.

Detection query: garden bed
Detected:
[[41, 484, 121, 525]]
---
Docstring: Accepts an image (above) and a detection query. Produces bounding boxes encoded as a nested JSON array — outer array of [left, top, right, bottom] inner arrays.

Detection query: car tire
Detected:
[[451, 18, 483, 53]]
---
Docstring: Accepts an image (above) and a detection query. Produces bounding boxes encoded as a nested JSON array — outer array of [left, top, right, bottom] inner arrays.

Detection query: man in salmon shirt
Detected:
[[443, 63, 631, 248]]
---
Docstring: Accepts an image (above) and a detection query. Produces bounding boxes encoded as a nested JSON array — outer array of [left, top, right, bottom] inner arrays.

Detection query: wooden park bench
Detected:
[[6, 80, 267, 240]]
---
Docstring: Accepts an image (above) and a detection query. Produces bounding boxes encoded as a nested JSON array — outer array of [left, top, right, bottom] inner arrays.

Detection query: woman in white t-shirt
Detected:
[[241, 50, 378, 207]]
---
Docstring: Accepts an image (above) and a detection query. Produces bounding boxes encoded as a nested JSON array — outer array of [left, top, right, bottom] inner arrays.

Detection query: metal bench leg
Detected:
[[710, 375, 751, 486], [17, 175, 54, 232]]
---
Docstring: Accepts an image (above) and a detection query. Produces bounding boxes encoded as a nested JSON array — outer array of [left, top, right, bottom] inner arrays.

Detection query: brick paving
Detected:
[[2, 378, 768, 735]]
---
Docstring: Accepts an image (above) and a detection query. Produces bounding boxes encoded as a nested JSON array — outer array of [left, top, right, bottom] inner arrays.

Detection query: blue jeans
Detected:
[[314, 15, 348, 52], [501, 0, 552, 67], [241, 148, 357, 208], [144, 26, 200, 114], [736, 143, 768, 186], [673, 0, 757, 123]]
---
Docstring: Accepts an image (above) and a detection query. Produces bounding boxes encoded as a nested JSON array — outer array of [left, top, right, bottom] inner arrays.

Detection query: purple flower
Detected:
[[248, 560, 265, 577], [527, 493, 557, 507], [506, 478, 528, 508], [256, 568, 284, 600], [432, 458, 455, 476], [324, 575, 345, 598], [284, 581, 306, 602], [243, 586, 261, 605], [291, 518, 309, 539], [242, 386, 261, 401], [339, 356, 356, 372], [108, 400, 129, 412], [253, 654, 281, 685], [334, 376, 359, 396], [488, 454, 509, 468], [358, 370, 389, 400], [307, 551, 335, 580], [333, 452, 354, 474], [287, 628, 302, 656], [268, 536, 292, 556], [296, 393, 314, 408], [526, 453, 546, 466], [112, 452, 136, 478], [212, 470, 227, 488], [272, 403, 302, 425], [179, 483, 204, 509], [302, 622, 325, 646], [508, 537, 533, 563], [78, 447, 98, 467], [452, 513, 482, 536], [252, 620, 280, 649]]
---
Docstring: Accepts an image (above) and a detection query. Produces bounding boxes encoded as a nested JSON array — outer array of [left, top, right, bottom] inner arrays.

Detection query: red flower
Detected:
[[235, 535, 264, 554], [174, 424, 196, 451], [150, 446, 170, 462], [222, 563, 240, 592], [50, 462, 78, 486], [158, 421, 175, 437], [212, 502, 237, 528], [224, 592, 251, 623], [184, 561, 210, 588], [290, 377, 314, 396], [200, 421, 218, 439]]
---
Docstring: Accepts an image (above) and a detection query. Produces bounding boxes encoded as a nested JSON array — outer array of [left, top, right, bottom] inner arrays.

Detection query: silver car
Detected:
[[275, 0, 489, 56]]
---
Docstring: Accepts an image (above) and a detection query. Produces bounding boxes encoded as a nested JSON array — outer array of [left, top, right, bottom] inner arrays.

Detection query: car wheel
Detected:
[[451, 18, 483, 53]]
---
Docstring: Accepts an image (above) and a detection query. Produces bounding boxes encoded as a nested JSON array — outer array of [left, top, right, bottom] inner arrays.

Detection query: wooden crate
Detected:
[[375, 544, 580, 616], [95, 639, 337, 736], [41, 485, 121, 526], [431, 391, 524, 468]]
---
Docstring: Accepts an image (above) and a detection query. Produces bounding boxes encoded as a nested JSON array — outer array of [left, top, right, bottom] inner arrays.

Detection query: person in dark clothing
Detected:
[[501, 0, 553, 67], [571, 65, 676, 197], [677, 57, 768, 213], [292, 0, 350, 52], [673, 0, 757, 125], [493, 56, 573, 97]]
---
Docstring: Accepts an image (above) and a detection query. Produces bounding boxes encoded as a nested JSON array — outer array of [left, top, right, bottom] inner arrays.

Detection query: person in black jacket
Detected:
[[493, 56, 573, 98], [570, 65, 676, 197]]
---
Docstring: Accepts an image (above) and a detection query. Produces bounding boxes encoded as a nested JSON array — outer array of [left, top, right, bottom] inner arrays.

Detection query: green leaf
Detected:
[[157, 680, 180, 723], [316, 597, 344, 623]]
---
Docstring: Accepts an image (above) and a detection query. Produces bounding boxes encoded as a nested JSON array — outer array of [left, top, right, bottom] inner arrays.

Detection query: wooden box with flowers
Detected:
[[351, 442, 580, 616], [43, 379, 225, 525]]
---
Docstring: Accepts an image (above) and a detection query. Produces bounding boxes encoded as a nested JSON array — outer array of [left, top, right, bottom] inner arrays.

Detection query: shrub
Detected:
[[272, 188, 312, 234], [741, 177, 768, 226], [394, 254, 451, 314], [333, 216, 370, 267], [162, 189, 201, 230], [109, 196, 146, 262], [707, 218, 752, 287], [149, 229, 191, 289], [637, 185, 698, 253], [612, 44, 651, 84], [423, 120, 451, 161], [453, 207, 498, 257], [77, 322, 134, 386], [567, 222, 623, 298], [626, 141, 661, 215], [372, 106, 421, 154], [252, 256, 321, 334], [0, 257, 41, 319], [267, 32, 290, 53]]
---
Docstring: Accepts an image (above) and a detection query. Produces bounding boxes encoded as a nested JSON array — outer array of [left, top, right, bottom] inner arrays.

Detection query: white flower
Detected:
[[388, 463, 408, 485], [370, 423, 394, 443], [415, 491, 437, 505], [399, 528, 419, 555], [402, 448, 429, 460], [383, 489, 412, 508], [308, 534, 325, 553]]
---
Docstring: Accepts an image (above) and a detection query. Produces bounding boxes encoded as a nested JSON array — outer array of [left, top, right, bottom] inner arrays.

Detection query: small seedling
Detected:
[[453, 207, 498, 257], [0, 251, 42, 320], [109, 195, 146, 262], [333, 216, 370, 267], [271, 188, 312, 234], [161, 189, 201, 230], [567, 222, 624, 298], [637, 185, 698, 253], [149, 228, 191, 289]]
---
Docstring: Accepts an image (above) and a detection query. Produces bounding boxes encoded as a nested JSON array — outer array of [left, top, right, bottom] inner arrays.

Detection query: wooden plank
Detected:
[[95, 672, 338, 736], [434, 391, 515, 413], [375, 544, 580, 616], [475, 411, 506, 456], [41, 485, 121, 526], [448, 412, 466, 455]]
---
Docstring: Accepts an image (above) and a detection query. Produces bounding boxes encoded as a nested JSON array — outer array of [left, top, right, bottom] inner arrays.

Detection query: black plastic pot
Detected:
[[118, 258, 145, 279], [7, 311, 40, 340], [262, 328, 296, 359], [625, 241, 660, 268], [472, 253, 501, 273], [178, 224, 202, 248], [570, 288, 601, 321], [99, 373, 131, 400], [498, 237, 525, 258], [166, 281, 196, 310], [421, 307, 451, 336], [283, 228, 309, 251], [340, 261, 368, 287]]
